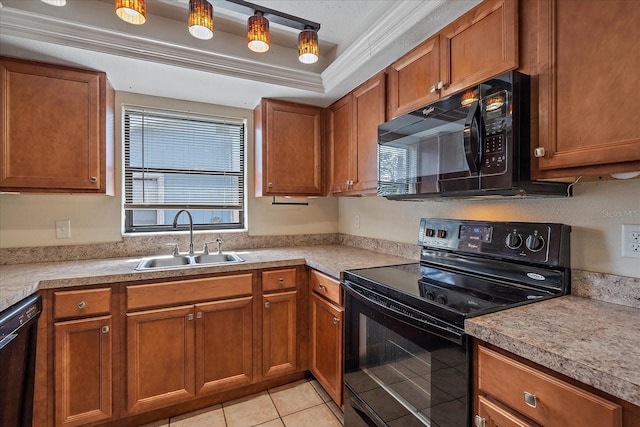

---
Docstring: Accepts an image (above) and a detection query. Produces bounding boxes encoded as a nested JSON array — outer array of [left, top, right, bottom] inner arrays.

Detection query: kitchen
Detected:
[[1, 0, 639, 426]]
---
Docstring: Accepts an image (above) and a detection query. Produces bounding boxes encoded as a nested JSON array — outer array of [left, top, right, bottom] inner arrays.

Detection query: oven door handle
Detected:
[[343, 281, 464, 345]]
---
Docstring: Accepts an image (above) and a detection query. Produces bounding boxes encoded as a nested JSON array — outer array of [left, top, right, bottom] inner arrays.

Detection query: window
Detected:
[[123, 106, 245, 232]]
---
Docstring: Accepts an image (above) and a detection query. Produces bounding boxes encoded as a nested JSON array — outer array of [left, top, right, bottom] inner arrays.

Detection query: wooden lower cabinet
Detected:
[[309, 292, 343, 405], [54, 316, 112, 427], [126, 305, 196, 414], [196, 297, 253, 393], [476, 343, 623, 427], [262, 290, 297, 379], [477, 395, 539, 427]]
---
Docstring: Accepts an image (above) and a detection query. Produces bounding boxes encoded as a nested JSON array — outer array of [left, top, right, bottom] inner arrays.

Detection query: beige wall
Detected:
[[338, 179, 640, 278], [0, 92, 338, 248]]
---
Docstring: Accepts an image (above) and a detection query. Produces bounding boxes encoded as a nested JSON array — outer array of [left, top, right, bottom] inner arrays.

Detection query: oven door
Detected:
[[343, 281, 471, 427]]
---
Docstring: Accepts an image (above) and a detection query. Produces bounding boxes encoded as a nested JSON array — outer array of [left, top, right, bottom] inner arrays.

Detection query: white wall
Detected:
[[0, 92, 338, 248], [338, 179, 640, 278]]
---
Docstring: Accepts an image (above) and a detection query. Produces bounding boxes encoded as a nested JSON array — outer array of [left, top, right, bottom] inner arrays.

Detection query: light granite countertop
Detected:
[[0, 244, 414, 311], [466, 295, 640, 407]]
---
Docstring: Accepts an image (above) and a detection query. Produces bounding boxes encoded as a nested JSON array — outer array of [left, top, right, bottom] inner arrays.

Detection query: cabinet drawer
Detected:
[[127, 274, 253, 310], [262, 268, 297, 292], [54, 288, 111, 319], [309, 270, 341, 306], [478, 346, 622, 427]]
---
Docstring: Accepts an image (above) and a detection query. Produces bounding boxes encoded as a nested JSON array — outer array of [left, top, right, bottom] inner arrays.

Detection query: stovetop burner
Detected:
[[343, 219, 571, 329]]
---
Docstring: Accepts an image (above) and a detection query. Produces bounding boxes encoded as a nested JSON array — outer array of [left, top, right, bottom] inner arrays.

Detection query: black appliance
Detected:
[[0, 294, 42, 427], [377, 71, 570, 199], [342, 218, 571, 426]]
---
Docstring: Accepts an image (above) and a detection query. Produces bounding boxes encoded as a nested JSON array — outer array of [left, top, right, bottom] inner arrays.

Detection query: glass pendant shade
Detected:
[[298, 28, 319, 64], [188, 0, 214, 40], [247, 13, 270, 53], [40, 0, 66, 6], [115, 0, 146, 25]]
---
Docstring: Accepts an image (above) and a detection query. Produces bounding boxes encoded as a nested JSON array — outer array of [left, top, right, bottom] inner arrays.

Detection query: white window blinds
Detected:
[[123, 106, 245, 232]]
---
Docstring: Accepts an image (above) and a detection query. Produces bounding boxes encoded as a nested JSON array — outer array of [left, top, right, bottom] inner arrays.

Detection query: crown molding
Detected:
[[321, 0, 446, 92], [0, 6, 325, 92]]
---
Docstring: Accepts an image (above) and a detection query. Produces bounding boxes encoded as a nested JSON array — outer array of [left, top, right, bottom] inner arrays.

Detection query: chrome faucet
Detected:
[[216, 238, 223, 254], [172, 209, 194, 255]]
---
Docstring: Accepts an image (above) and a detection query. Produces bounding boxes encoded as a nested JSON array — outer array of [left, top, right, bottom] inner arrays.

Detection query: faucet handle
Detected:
[[202, 241, 217, 255], [166, 243, 180, 256]]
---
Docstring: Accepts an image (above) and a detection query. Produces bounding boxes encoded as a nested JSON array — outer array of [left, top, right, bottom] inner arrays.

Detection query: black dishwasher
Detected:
[[0, 294, 42, 427]]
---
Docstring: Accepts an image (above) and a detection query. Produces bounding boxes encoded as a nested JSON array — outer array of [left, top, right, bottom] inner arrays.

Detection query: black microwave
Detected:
[[377, 71, 570, 199]]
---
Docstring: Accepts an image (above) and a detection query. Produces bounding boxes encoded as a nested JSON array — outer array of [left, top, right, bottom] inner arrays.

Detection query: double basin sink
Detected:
[[135, 252, 244, 271]]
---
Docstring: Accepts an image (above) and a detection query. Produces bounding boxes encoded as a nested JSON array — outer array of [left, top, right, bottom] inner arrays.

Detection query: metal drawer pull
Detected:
[[474, 415, 486, 427], [101, 325, 109, 334], [265, 302, 270, 308], [187, 314, 194, 321], [524, 391, 537, 408], [77, 301, 87, 309], [278, 278, 284, 284], [196, 312, 203, 319], [318, 284, 325, 290], [332, 317, 339, 325], [89, 176, 98, 183]]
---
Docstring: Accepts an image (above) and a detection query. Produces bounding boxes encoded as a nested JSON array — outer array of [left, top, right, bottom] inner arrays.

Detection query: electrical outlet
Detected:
[[354, 214, 360, 229], [621, 224, 640, 258], [56, 220, 71, 239]]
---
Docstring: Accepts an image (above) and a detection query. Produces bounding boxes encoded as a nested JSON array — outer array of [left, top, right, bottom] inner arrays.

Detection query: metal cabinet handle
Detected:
[[430, 84, 437, 93], [89, 176, 97, 183], [474, 415, 486, 427], [318, 284, 325, 290], [524, 391, 537, 408], [332, 317, 339, 325], [101, 325, 109, 334], [534, 147, 546, 158], [278, 278, 284, 285], [196, 312, 203, 319], [268, 182, 273, 188], [265, 302, 270, 309], [187, 314, 194, 321], [77, 301, 87, 309]]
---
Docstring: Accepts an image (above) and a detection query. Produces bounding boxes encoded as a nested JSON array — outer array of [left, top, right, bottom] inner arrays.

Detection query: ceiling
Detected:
[[0, 0, 479, 109]]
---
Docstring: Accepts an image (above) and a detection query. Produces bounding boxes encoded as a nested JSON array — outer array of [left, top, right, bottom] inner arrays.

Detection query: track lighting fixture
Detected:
[[247, 11, 270, 53], [298, 27, 319, 64], [115, 0, 146, 25], [188, 0, 214, 40]]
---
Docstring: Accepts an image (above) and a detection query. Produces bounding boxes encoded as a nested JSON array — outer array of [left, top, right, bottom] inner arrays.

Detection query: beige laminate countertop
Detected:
[[0, 244, 414, 311], [466, 295, 640, 407]]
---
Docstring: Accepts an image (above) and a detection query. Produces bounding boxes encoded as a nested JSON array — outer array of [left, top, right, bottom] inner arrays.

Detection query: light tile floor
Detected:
[[141, 379, 344, 427]]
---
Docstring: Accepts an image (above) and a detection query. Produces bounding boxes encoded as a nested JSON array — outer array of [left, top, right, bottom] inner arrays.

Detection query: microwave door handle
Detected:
[[463, 101, 483, 174]]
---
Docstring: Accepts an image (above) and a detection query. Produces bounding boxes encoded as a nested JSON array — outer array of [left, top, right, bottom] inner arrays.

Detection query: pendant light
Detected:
[[188, 0, 214, 40], [115, 0, 146, 25], [298, 27, 319, 64], [247, 11, 270, 53], [40, 0, 66, 5]]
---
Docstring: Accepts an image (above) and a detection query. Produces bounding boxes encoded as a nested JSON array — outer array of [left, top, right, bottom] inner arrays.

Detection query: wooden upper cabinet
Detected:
[[254, 99, 323, 197], [386, 36, 440, 120], [439, 0, 518, 98], [0, 57, 114, 194], [386, 0, 517, 120], [328, 71, 385, 195], [527, 0, 640, 178], [328, 94, 355, 194]]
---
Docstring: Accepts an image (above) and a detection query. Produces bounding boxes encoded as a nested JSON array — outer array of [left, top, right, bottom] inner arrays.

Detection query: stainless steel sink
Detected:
[[135, 252, 244, 271]]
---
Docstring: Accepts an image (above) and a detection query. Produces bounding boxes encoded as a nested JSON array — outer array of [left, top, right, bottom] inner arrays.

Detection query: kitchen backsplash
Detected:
[[1, 233, 637, 308]]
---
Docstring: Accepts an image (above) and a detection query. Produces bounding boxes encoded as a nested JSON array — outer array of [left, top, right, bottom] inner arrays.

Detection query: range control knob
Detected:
[[526, 234, 545, 252], [435, 294, 448, 305], [425, 291, 436, 301], [505, 233, 523, 249]]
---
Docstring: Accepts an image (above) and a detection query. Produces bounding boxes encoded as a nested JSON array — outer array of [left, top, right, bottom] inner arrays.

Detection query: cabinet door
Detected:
[[328, 94, 356, 194], [54, 316, 112, 427], [532, 0, 640, 176], [439, 0, 518, 98], [126, 305, 195, 413], [262, 291, 297, 379], [196, 297, 254, 394], [0, 57, 113, 193], [256, 99, 323, 196], [353, 72, 386, 194], [386, 35, 440, 119], [476, 396, 538, 427], [310, 293, 343, 405]]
